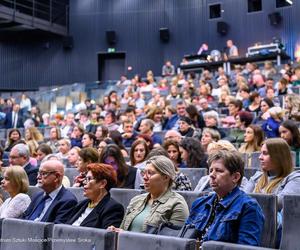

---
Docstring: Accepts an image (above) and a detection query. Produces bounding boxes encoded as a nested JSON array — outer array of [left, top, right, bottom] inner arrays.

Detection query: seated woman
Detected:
[[243, 138, 300, 210], [73, 147, 99, 187], [0, 166, 31, 218], [195, 140, 248, 192], [46, 126, 61, 153], [200, 128, 221, 153], [66, 163, 124, 228], [67, 147, 81, 168], [253, 98, 274, 125], [108, 155, 189, 233], [279, 120, 300, 167], [4, 129, 22, 152], [99, 144, 136, 189], [179, 137, 208, 169], [150, 145, 192, 191], [187, 150, 264, 246], [239, 125, 264, 167]]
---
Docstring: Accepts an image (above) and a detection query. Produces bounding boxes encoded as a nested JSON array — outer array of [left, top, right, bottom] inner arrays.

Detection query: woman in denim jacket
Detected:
[[108, 155, 189, 233], [186, 150, 264, 246]]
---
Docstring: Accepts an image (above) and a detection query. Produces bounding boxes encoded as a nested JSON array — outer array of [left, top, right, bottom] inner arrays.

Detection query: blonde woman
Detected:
[[243, 138, 300, 209], [0, 166, 31, 218], [284, 93, 300, 121], [25, 127, 44, 157]]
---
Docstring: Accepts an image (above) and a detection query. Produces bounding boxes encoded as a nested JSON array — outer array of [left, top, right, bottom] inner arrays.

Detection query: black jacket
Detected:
[[66, 193, 124, 229]]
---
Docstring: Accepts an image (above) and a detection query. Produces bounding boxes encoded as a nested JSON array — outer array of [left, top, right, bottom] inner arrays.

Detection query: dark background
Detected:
[[0, 0, 298, 89]]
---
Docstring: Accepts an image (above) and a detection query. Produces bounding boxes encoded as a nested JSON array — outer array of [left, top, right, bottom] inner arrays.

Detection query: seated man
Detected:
[[9, 144, 38, 186], [23, 160, 78, 223], [186, 150, 264, 246]]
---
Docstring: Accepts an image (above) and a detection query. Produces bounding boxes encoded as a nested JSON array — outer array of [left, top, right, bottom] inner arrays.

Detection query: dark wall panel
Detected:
[[0, 0, 299, 89]]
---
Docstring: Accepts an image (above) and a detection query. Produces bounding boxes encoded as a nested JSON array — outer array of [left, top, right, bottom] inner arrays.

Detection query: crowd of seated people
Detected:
[[0, 60, 300, 248]]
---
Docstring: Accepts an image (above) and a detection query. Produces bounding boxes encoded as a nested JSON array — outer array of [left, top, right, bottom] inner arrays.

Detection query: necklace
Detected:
[[88, 201, 97, 208]]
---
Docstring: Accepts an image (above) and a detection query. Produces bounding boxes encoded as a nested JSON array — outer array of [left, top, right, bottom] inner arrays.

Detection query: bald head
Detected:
[[38, 160, 64, 193], [164, 130, 182, 142]]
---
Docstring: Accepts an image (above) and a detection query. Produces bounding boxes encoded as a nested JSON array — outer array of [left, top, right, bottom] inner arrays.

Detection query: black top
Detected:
[[123, 166, 137, 189], [66, 193, 124, 229]]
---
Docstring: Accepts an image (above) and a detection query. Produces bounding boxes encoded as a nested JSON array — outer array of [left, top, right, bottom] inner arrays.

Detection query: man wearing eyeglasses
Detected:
[[9, 144, 38, 186], [23, 160, 78, 223]]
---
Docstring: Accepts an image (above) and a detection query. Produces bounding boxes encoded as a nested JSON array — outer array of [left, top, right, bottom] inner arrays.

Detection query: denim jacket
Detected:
[[186, 186, 264, 246]]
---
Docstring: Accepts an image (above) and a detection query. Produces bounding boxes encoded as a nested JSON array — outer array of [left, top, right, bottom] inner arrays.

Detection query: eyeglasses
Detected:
[[37, 171, 57, 178], [85, 176, 96, 183], [140, 169, 159, 178], [9, 155, 21, 159]]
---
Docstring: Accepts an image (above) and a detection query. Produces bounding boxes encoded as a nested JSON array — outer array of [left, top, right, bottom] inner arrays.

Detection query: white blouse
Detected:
[[0, 193, 31, 218]]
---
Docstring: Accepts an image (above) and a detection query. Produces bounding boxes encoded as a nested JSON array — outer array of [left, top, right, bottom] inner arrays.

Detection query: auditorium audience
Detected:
[[108, 155, 189, 233], [66, 163, 124, 228], [0, 166, 31, 218], [23, 160, 77, 223], [187, 150, 264, 246]]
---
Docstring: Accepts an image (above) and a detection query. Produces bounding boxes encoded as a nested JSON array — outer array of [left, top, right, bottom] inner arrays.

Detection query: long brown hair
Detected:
[[255, 138, 293, 193]]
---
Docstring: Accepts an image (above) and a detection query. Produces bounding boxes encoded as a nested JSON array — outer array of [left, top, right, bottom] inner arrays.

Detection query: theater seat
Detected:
[[52, 224, 116, 250], [202, 241, 274, 250], [280, 195, 300, 250], [67, 187, 85, 202], [249, 193, 277, 248], [179, 168, 207, 190], [118, 231, 197, 250], [110, 188, 143, 209], [64, 168, 79, 184], [1, 218, 53, 250], [176, 191, 204, 209]]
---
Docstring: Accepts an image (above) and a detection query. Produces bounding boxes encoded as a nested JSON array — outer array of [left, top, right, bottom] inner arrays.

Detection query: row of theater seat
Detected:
[[0, 186, 284, 249], [0, 194, 298, 250]]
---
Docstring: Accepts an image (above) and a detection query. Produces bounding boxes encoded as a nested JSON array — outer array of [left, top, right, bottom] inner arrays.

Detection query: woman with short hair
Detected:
[[0, 166, 31, 218], [187, 150, 264, 246], [67, 163, 124, 228]]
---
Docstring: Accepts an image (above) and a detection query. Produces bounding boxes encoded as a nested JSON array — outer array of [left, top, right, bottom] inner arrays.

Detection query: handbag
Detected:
[[177, 224, 201, 239], [146, 222, 182, 236]]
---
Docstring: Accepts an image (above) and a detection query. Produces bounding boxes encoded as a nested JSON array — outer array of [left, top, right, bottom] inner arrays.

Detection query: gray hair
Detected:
[[142, 119, 155, 131], [12, 144, 30, 159], [202, 128, 221, 142], [146, 155, 176, 184], [203, 110, 220, 125]]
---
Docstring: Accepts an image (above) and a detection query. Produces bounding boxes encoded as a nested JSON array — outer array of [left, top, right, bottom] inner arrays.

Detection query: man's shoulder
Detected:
[[56, 186, 78, 202]]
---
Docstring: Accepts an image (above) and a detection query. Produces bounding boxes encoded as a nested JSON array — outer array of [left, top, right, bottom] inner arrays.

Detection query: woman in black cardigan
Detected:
[[66, 163, 124, 229]]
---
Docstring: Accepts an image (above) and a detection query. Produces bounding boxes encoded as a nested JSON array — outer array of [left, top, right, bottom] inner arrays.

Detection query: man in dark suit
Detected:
[[9, 144, 38, 185], [4, 103, 24, 129], [23, 160, 78, 223]]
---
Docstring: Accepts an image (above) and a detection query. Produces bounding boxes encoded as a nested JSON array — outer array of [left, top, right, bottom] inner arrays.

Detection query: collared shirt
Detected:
[[186, 187, 264, 246], [34, 185, 63, 222]]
